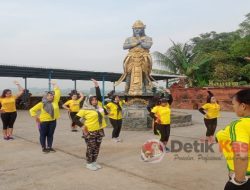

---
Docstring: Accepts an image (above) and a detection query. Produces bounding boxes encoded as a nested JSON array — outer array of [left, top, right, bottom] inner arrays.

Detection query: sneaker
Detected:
[[42, 148, 49, 153], [4, 136, 9, 140], [86, 163, 98, 171], [165, 147, 171, 153], [112, 138, 119, 143], [48, 148, 56, 152], [92, 162, 102, 169], [8, 136, 14, 140], [72, 129, 78, 132], [116, 138, 122, 142]]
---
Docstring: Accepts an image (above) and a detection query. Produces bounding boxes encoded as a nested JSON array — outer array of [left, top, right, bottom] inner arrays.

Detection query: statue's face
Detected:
[[133, 28, 144, 37]]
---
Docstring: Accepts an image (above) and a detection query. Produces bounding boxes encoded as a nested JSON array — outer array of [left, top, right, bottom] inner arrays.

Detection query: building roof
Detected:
[[0, 64, 184, 82]]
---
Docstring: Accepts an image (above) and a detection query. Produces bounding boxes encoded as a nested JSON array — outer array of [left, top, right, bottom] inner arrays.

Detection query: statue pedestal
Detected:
[[122, 105, 152, 130], [105, 95, 192, 131]]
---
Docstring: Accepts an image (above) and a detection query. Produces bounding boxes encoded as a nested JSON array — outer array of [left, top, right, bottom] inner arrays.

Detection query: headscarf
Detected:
[[42, 92, 54, 118]]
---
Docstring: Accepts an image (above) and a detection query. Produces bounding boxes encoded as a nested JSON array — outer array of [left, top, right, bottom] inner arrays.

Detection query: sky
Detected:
[[0, 0, 250, 92]]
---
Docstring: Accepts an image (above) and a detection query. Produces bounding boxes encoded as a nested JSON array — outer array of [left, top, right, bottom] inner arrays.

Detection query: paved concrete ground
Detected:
[[0, 109, 238, 190]]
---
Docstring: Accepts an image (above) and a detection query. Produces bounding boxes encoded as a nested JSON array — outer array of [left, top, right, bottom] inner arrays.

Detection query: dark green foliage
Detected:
[[153, 13, 250, 87]]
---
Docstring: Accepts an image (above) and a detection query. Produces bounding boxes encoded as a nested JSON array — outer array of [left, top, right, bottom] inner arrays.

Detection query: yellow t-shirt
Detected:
[[63, 99, 81, 112], [29, 87, 61, 122], [216, 117, 250, 175], [105, 100, 125, 120], [0, 96, 17, 112], [76, 104, 107, 132], [202, 103, 220, 119], [151, 105, 171, 125]]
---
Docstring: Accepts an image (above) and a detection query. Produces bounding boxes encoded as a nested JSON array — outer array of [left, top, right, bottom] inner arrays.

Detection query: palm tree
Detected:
[[153, 41, 211, 87]]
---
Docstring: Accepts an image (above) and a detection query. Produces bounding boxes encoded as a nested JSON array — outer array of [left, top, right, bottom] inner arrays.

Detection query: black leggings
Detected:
[[156, 124, 171, 142], [153, 119, 159, 135], [224, 179, 250, 190], [69, 112, 77, 127], [109, 118, 122, 138], [204, 118, 217, 137], [1, 112, 17, 130]]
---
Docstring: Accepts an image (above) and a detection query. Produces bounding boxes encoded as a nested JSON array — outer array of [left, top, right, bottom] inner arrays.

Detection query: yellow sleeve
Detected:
[[53, 87, 61, 103], [29, 102, 43, 117], [202, 103, 209, 110], [76, 110, 86, 118], [98, 101, 103, 108], [216, 126, 230, 142], [63, 100, 71, 106], [105, 103, 111, 109], [232, 122, 249, 144], [151, 106, 158, 113]]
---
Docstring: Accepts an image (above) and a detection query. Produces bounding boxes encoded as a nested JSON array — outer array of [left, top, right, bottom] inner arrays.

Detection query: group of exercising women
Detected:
[[1, 79, 250, 189]]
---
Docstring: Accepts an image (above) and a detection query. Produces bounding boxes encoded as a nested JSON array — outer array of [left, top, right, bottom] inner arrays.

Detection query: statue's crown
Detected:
[[132, 20, 146, 29]]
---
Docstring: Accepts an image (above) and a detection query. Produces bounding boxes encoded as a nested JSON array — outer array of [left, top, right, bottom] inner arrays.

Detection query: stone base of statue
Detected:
[[170, 110, 192, 128], [122, 101, 152, 130], [106, 94, 192, 131]]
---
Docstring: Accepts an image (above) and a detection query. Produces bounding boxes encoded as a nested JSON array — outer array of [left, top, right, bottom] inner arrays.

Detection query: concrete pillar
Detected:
[[74, 80, 77, 90], [102, 76, 105, 104], [48, 71, 53, 91]]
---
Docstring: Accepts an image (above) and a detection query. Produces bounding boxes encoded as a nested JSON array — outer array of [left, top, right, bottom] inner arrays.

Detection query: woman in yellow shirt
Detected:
[[150, 97, 172, 152], [199, 91, 220, 143], [105, 93, 126, 142], [62, 91, 84, 132], [148, 89, 173, 136], [74, 79, 107, 171], [0, 81, 24, 140], [216, 89, 250, 189], [29, 82, 61, 153]]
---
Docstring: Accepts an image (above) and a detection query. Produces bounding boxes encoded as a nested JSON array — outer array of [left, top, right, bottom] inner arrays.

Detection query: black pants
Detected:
[[224, 179, 250, 190], [83, 129, 104, 164], [156, 124, 171, 142], [204, 118, 217, 136], [69, 112, 77, 127], [39, 120, 57, 148], [109, 118, 122, 138], [1, 112, 17, 130], [153, 119, 159, 135]]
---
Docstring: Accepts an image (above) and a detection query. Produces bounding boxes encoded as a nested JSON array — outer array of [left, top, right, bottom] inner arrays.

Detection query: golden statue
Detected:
[[115, 20, 155, 96]]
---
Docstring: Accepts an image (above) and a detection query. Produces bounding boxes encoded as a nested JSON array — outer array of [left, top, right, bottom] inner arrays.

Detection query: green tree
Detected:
[[230, 35, 250, 58], [238, 13, 250, 37], [153, 41, 211, 87], [190, 30, 249, 84], [240, 64, 250, 80], [213, 63, 239, 82], [153, 12, 250, 87], [191, 31, 241, 54]]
